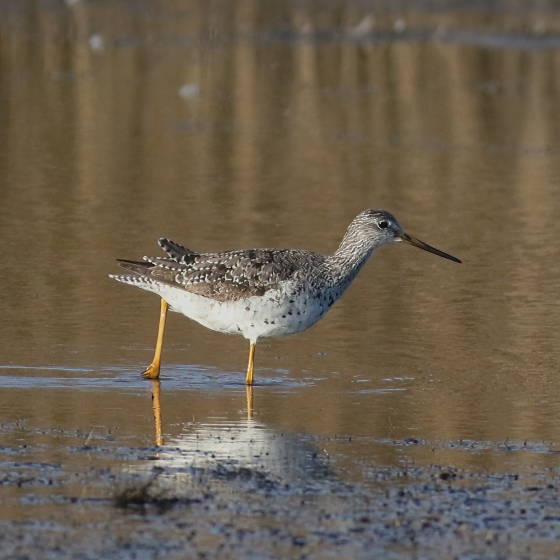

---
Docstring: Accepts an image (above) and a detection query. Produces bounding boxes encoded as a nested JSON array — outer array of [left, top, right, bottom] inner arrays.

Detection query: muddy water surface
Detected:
[[2, 1, 560, 558]]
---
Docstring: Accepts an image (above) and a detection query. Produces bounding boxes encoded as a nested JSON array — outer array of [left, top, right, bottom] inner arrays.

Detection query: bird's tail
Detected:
[[108, 259, 159, 289], [114, 259, 153, 275]]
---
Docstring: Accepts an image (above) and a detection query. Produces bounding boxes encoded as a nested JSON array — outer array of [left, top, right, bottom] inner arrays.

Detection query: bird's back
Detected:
[[115, 239, 329, 303]]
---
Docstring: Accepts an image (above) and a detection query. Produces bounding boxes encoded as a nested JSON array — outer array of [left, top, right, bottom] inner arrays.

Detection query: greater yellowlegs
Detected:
[[110, 209, 460, 384]]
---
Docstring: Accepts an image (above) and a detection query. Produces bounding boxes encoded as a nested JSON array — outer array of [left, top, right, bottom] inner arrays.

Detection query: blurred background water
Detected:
[[1, 0, 560, 480]]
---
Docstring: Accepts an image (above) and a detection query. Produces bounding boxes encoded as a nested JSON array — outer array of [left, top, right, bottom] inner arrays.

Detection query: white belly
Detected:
[[140, 281, 340, 344]]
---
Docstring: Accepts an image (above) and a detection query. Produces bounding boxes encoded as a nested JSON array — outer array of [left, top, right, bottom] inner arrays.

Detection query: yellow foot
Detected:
[[142, 363, 160, 380]]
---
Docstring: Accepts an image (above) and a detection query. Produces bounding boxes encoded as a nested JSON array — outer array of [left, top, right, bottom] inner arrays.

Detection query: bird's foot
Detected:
[[142, 363, 160, 380]]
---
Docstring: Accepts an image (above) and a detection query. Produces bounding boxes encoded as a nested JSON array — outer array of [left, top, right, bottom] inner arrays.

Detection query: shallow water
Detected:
[[3, 1, 560, 557]]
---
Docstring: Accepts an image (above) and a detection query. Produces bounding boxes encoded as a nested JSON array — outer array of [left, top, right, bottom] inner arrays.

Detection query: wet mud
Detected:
[[2, 420, 560, 559]]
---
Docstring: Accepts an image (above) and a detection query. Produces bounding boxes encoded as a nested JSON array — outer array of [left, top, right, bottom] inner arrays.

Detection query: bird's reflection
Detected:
[[149, 381, 254, 447], [150, 380, 164, 447], [142, 382, 330, 486], [246, 384, 253, 420]]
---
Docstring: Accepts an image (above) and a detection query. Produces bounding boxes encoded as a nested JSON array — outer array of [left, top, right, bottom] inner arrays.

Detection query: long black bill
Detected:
[[403, 234, 461, 264]]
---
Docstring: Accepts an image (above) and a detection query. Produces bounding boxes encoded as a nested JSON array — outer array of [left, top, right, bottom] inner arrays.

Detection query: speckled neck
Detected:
[[326, 221, 382, 288]]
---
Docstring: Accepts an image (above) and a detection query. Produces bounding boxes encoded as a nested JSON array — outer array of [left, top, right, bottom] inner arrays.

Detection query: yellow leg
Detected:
[[142, 299, 169, 379], [245, 343, 255, 385], [151, 379, 164, 447], [246, 384, 253, 420]]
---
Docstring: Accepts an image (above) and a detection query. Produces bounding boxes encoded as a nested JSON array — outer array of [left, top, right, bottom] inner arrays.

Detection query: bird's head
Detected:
[[353, 209, 461, 263]]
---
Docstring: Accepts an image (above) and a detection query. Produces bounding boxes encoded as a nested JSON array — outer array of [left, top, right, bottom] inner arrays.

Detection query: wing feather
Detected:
[[116, 244, 325, 301]]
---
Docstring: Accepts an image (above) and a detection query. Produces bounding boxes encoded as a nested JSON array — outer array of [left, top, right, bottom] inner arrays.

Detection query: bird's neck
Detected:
[[326, 227, 379, 287]]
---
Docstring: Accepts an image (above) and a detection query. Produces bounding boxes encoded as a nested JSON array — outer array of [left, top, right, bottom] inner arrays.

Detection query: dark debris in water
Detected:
[[114, 473, 203, 512], [322, 434, 560, 454]]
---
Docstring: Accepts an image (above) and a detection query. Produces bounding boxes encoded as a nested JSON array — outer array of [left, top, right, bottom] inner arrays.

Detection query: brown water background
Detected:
[[2, 0, 560, 482]]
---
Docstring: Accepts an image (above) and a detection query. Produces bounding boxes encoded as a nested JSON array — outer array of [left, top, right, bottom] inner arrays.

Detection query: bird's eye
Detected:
[[377, 220, 389, 230]]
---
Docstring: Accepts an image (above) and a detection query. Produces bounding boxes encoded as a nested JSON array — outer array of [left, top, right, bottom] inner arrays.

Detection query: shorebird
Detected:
[[110, 209, 460, 385]]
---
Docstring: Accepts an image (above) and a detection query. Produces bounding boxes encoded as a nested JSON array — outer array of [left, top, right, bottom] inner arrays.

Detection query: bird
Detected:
[[109, 209, 461, 385]]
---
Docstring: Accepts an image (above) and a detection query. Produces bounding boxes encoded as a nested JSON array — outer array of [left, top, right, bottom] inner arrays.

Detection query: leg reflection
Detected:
[[151, 379, 163, 447], [152, 380, 252, 444], [246, 384, 253, 420]]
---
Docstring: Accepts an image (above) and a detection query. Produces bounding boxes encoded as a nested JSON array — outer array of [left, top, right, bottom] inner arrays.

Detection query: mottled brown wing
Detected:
[[117, 247, 310, 302]]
